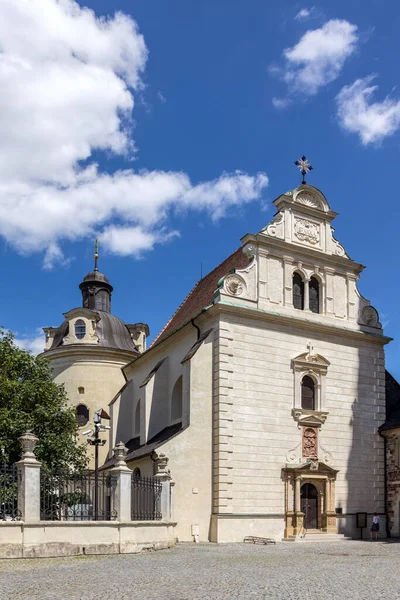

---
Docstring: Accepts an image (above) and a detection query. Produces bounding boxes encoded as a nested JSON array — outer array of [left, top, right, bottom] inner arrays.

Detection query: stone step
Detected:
[[282, 533, 351, 543]]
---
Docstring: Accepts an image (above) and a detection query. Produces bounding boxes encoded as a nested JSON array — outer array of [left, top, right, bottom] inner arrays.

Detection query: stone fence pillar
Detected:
[[153, 452, 173, 521], [16, 431, 41, 523], [110, 442, 131, 522]]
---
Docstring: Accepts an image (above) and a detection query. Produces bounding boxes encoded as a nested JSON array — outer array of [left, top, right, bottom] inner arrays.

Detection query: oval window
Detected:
[[76, 404, 89, 427], [75, 319, 86, 340]]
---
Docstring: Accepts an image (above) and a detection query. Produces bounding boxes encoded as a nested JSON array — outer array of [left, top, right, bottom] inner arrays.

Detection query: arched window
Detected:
[[76, 404, 89, 427], [133, 467, 141, 478], [293, 273, 304, 310], [134, 401, 140, 436], [171, 376, 183, 423], [309, 277, 320, 314], [74, 319, 86, 340], [78, 386, 84, 395], [301, 376, 315, 410]]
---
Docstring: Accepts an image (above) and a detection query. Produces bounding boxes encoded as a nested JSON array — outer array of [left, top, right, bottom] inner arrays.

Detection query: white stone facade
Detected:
[[108, 184, 390, 542]]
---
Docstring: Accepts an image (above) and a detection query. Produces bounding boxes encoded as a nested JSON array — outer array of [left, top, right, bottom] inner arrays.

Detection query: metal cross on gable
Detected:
[[295, 155, 313, 184]]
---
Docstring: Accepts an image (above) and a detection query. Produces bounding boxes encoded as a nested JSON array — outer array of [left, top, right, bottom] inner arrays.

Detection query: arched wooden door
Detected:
[[301, 483, 318, 529]]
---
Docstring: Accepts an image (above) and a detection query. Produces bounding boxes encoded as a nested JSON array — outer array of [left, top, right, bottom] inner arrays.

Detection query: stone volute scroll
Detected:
[[217, 243, 258, 304]]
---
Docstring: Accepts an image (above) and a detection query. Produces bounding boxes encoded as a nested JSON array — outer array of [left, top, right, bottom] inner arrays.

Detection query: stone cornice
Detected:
[[240, 232, 364, 275], [39, 345, 135, 364], [210, 302, 392, 346]]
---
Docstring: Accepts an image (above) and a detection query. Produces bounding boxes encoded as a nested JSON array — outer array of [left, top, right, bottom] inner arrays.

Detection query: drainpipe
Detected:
[[191, 317, 201, 341]]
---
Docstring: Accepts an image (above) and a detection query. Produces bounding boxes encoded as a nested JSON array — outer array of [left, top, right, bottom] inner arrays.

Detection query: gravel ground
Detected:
[[0, 540, 399, 600]]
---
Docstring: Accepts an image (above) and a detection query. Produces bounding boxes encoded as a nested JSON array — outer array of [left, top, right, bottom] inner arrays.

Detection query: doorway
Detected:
[[301, 483, 318, 529]]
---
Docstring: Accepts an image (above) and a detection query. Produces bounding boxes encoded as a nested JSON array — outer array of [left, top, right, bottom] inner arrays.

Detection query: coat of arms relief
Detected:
[[293, 218, 320, 246]]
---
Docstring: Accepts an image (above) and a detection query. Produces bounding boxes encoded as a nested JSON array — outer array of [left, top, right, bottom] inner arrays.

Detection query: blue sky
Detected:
[[1, 0, 400, 378]]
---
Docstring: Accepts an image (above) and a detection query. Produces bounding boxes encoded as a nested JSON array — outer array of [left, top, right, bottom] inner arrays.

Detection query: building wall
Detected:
[[49, 352, 129, 466], [211, 309, 386, 541], [118, 322, 215, 542], [382, 430, 400, 536]]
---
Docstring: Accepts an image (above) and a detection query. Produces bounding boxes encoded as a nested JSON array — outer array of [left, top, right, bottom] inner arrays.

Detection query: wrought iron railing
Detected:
[[0, 464, 20, 521], [131, 474, 162, 521], [40, 469, 117, 521]]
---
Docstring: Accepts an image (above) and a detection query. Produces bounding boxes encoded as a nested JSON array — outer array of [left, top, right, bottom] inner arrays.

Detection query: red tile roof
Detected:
[[152, 246, 249, 346]]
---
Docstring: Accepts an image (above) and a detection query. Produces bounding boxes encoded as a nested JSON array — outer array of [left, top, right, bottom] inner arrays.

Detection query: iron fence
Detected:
[[131, 474, 162, 521], [0, 464, 20, 521], [40, 469, 117, 521]]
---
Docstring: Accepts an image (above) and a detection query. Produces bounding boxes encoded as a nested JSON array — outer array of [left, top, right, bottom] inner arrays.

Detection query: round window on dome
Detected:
[[75, 319, 86, 340], [76, 404, 89, 427]]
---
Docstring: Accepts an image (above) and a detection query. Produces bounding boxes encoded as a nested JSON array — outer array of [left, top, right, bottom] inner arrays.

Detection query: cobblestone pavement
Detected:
[[0, 540, 399, 600]]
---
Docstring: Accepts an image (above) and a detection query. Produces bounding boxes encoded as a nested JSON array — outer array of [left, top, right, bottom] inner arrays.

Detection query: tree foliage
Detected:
[[0, 329, 88, 470]]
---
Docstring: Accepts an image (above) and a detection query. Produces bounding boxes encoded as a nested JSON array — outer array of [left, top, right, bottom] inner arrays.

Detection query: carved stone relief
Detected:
[[224, 274, 245, 297], [303, 427, 318, 459], [295, 192, 320, 209], [285, 439, 335, 467], [361, 305, 379, 327], [293, 218, 320, 246]]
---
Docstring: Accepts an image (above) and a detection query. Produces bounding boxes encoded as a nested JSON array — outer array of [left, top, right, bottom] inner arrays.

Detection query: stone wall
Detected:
[[0, 521, 176, 559], [382, 430, 400, 536], [211, 308, 386, 541]]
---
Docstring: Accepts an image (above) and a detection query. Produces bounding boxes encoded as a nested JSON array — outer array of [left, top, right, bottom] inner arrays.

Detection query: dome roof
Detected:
[[82, 270, 110, 284], [49, 310, 138, 353]]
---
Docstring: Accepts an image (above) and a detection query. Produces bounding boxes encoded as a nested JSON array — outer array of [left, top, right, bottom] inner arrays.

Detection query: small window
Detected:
[[309, 277, 320, 314], [133, 467, 141, 477], [171, 376, 183, 423], [293, 273, 304, 310], [78, 386, 85, 395], [74, 319, 86, 340], [301, 376, 315, 410], [76, 404, 89, 427]]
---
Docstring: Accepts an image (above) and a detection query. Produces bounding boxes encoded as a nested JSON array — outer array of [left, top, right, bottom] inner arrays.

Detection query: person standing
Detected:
[[370, 513, 380, 540]]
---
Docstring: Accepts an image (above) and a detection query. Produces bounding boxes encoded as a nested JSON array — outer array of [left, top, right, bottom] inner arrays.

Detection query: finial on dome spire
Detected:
[[94, 238, 99, 271], [295, 155, 313, 185]]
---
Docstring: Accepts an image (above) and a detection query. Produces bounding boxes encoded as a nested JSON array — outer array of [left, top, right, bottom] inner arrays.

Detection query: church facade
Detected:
[[103, 183, 390, 542]]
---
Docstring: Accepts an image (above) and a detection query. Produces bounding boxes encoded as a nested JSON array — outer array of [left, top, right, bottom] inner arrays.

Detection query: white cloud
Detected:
[[273, 19, 358, 102], [336, 76, 400, 145], [272, 97, 291, 110], [14, 329, 45, 355], [295, 8, 312, 21], [0, 0, 268, 266], [101, 225, 179, 257]]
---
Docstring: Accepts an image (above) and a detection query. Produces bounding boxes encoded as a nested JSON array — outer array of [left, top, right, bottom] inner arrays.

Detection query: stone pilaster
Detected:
[[16, 431, 41, 523], [110, 442, 131, 522], [213, 323, 234, 514], [153, 452, 173, 521]]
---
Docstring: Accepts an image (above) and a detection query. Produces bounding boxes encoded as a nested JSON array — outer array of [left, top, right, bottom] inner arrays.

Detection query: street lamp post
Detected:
[[85, 408, 110, 520]]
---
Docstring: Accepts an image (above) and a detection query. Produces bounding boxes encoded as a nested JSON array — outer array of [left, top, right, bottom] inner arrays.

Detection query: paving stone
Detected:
[[0, 540, 398, 599]]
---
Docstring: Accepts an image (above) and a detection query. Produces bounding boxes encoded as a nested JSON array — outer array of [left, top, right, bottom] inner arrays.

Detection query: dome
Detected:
[[82, 270, 110, 284], [49, 310, 138, 353]]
